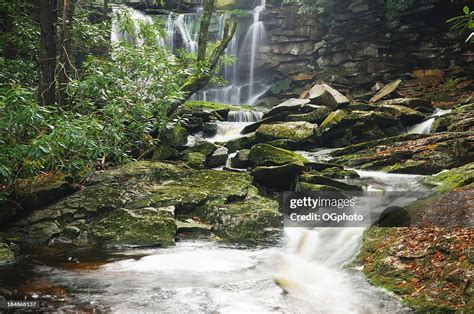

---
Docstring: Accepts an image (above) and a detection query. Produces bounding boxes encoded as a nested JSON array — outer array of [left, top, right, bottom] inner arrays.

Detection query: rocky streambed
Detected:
[[0, 83, 472, 312]]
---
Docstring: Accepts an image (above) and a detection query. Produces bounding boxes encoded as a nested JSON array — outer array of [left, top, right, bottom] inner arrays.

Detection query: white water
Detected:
[[205, 110, 262, 142], [246, 0, 266, 102], [407, 108, 452, 134]]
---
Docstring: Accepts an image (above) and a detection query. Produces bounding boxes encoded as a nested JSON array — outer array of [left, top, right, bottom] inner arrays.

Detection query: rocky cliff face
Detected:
[[258, 0, 473, 84]]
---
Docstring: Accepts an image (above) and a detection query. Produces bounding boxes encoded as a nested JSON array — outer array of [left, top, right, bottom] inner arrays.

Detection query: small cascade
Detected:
[[227, 110, 263, 122], [408, 108, 452, 134], [206, 110, 262, 142]]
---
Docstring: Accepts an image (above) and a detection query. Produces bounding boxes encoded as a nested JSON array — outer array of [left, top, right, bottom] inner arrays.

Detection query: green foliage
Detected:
[[447, 6, 474, 43]]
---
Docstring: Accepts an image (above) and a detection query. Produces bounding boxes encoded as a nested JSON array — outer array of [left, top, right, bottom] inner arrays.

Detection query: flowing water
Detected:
[[202, 110, 262, 143], [407, 108, 452, 134]]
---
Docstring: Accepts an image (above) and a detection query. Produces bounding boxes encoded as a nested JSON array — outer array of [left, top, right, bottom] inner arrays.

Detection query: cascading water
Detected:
[[206, 110, 262, 142], [246, 0, 266, 103], [408, 108, 452, 134]]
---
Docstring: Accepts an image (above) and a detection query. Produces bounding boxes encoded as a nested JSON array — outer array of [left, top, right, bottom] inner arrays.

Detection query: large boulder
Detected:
[[248, 144, 308, 166], [182, 142, 218, 158], [432, 110, 474, 133], [286, 106, 331, 124], [307, 84, 350, 108], [159, 123, 189, 147], [255, 122, 318, 143], [241, 111, 290, 134], [229, 149, 253, 169], [224, 134, 257, 153]]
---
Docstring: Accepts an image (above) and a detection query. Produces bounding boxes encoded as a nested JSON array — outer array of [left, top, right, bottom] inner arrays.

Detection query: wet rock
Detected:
[[263, 98, 310, 118], [255, 122, 318, 143], [304, 161, 343, 172], [224, 134, 257, 153], [251, 162, 305, 190], [307, 84, 350, 108], [330, 132, 474, 175], [176, 219, 212, 237], [206, 147, 229, 168], [369, 79, 401, 103], [248, 144, 308, 166], [26, 221, 60, 243], [319, 109, 348, 132], [432, 110, 474, 133], [185, 152, 207, 169], [321, 167, 360, 179], [230, 149, 252, 169], [203, 122, 218, 136]]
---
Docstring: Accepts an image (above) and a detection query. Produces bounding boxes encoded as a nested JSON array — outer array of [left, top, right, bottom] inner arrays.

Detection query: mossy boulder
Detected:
[[432, 110, 474, 133], [229, 149, 252, 169], [319, 109, 348, 131], [263, 98, 310, 118], [255, 122, 317, 143], [91, 207, 176, 247], [295, 181, 343, 192], [152, 145, 180, 161], [26, 221, 60, 243], [251, 162, 305, 190], [425, 162, 474, 192], [159, 123, 189, 147], [224, 134, 257, 153], [265, 139, 301, 150], [185, 152, 207, 169], [182, 142, 218, 158], [206, 147, 229, 168], [248, 144, 308, 166]]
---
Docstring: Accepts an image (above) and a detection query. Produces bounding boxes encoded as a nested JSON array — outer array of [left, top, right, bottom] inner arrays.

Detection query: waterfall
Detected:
[[246, 0, 266, 103], [228, 110, 263, 122], [111, 3, 269, 106], [408, 108, 452, 134]]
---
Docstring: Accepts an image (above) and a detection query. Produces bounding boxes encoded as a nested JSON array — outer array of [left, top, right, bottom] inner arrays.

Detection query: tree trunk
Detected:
[[39, 0, 58, 105], [197, 0, 215, 62], [58, 0, 76, 108]]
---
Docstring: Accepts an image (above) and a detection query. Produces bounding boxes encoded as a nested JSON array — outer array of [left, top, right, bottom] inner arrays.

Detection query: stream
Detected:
[[0, 125, 431, 312]]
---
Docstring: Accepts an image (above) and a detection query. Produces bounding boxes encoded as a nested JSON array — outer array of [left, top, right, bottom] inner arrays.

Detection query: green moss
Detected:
[[426, 163, 474, 192], [320, 109, 347, 130], [91, 208, 176, 247], [248, 144, 308, 166], [183, 100, 243, 111], [185, 152, 207, 169], [0, 242, 14, 264], [255, 122, 317, 142]]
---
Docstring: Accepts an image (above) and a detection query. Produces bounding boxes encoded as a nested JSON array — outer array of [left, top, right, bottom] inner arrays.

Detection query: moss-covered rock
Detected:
[[206, 147, 229, 168], [26, 221, 60, 243], [182, 142, 218, 158], [255, 122, 317, 143], [152, 145, 180, 161], [319, 109, 348, 131], [224, 134, 257, 153], [91, 207, 176, 247], [432, 110, 474, 133], [377, 104, 426, 125], [229, 149, 252, 169], [295, 181, 343, 192], [159, 123, 189, 147], [248, 144, 308, 166], [185, 152, 207, 169], [425, 162, 474, 192], [265, 139, 301, 150]]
